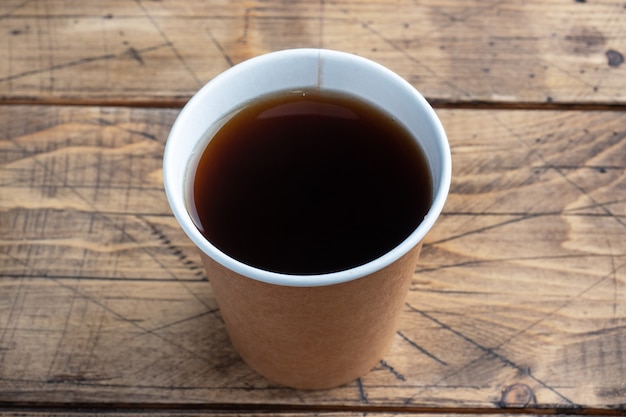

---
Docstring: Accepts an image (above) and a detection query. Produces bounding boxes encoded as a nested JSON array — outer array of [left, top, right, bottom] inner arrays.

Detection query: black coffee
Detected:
[[191, 90, 432, 275]]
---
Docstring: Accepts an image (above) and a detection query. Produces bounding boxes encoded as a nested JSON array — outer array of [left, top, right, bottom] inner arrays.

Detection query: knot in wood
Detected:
[[499, 383, 535, 408]]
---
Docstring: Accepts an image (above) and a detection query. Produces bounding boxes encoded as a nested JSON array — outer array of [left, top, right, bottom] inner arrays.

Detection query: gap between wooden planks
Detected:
[[2, 97, 626, 111]]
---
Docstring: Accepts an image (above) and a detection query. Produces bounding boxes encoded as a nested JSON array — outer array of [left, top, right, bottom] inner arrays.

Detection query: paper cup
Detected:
[[163, 49, 451, 389]]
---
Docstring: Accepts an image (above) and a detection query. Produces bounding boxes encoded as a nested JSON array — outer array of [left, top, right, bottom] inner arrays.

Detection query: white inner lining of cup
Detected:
[[163, 49, 451, 287]]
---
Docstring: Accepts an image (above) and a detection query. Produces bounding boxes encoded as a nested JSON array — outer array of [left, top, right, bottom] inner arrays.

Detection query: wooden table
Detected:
[[1, 1, 625, 416]]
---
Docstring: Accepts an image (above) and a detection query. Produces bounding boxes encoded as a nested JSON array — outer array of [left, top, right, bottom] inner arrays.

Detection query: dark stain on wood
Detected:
[[126, 47, 145, 65], [606, 49, 624, 67], [563, 26, 606, 54]]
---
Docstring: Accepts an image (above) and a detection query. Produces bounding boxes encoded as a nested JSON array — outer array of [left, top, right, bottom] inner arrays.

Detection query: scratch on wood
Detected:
[[428, 213, 544, 245], [397, 330, 448, 366], [379, 359, 406, 381], [141, 216, 204, 277], [45, 277, 221, 365], [356, 378, 368, 404], [405, 302, 578, 406], [606, 237, 619, 321], [491, 112, 626, 230], [0, 43, 169, 84], [45, 279, 79, 381], [0, 272, 27, 367], [550, 163, 626, 228], [133, 308, 221, 337], [582, 324, 626, 338], [124, 128, 156, 141], [126, 47, 145, 65], [338, 8, 471, 98], [138, 216, 214, 309], [133, 0, 202, 86], [238, 7, 255, 44], [206, 28, 234, 67]]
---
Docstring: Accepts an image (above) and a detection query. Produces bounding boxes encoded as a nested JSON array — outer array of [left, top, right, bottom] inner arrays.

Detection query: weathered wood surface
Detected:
[[1, 106, 624, 412], [1, 0, 626, 415], [0, 0, 625, 106]]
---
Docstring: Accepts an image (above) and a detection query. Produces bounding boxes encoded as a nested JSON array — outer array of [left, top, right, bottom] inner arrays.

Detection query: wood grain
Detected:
[[1, 106, 624, 411], [0, 0, 624, 106]]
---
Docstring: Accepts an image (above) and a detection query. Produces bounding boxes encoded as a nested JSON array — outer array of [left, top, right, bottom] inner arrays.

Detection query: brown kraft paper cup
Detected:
[[201, 243, 422, 390], [163, 49, 451, 390]]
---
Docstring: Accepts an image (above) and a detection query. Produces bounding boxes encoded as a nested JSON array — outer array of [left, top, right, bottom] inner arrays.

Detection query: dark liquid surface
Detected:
[[191, 91, 432, 275]]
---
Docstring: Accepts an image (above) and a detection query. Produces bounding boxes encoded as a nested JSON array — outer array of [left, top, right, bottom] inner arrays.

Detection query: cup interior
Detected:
[[163, 48, 451, 287]]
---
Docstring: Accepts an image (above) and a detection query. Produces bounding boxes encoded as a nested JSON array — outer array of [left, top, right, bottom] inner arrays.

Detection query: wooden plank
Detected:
[[0, 106, 625, 412], [0, 0, 624, 106]]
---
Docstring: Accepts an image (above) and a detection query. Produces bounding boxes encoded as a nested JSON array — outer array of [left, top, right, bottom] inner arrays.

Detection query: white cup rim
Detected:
[[163, 48, 451, 287]]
